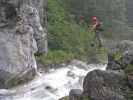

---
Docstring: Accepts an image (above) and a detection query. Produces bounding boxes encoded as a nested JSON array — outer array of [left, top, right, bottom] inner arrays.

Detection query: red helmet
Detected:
[[92, 16, 97, 21]]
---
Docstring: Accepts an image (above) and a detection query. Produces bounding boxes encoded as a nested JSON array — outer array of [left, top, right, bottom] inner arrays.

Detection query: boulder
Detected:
[[83, 70, 127, 100], [0, 0, 47, 88], [69, 89, 82, 100]]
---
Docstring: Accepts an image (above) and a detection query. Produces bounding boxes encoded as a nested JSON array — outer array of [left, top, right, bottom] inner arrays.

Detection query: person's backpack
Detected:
[[96, 22, 104, 31]]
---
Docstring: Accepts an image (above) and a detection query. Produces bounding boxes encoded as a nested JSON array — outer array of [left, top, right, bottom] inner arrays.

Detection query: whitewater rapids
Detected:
[[0, 61, 107, 100]]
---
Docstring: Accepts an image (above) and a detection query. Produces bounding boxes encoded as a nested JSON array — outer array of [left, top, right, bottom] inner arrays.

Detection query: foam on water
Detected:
[[0, 63, 107, 100]]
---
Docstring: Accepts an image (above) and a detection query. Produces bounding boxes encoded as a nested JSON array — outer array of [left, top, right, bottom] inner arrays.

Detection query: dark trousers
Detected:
[[95, 30, 102, 47]]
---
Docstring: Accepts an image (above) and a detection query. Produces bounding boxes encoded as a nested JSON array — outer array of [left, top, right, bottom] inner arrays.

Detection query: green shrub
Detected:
[[36, 50, 74, 65], [46, 0, 101, 63], [41, 0, 110, 65], [96, 47, 108, 63], [124, 64, 133, 74], [112, 51, 122, 61]]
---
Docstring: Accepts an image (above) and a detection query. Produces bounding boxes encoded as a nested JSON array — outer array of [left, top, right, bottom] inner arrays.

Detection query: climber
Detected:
[[90, 16, 103, 47]]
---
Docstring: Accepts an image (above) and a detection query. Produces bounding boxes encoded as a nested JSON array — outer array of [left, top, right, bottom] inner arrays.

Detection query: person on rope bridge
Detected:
[[90, 16, 103, 47]]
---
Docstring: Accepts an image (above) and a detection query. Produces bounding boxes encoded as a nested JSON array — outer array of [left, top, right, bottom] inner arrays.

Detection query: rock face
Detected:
[[107, 40, 133, 71], [107, 40, 133, 95], [83, 70, 127, 100], [0, 0, 47, 88], [0, 0, 48, 53]]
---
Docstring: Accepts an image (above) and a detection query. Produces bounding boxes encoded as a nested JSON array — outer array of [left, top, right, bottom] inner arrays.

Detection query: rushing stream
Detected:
[[0, 61, 107, 100]]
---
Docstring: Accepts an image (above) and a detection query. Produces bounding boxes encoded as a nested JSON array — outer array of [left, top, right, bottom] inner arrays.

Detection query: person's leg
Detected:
[[95, 31, 102, 47]]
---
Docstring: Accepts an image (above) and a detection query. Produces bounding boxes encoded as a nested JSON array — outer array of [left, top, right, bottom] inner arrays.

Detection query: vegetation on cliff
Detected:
[[37, 0, 133, 64], [36, 0, 105, 64]]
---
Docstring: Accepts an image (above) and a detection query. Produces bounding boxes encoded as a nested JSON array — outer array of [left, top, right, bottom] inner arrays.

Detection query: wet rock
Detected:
[[83, 70, 127, 100], [69, 89, 82, 100], [67, 71, 76, 78]]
